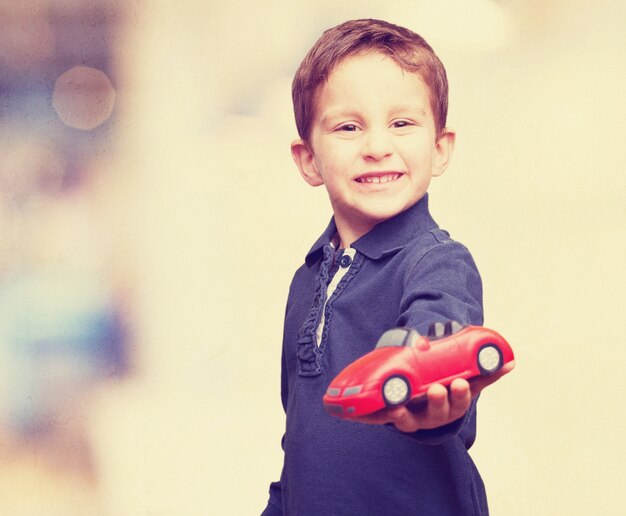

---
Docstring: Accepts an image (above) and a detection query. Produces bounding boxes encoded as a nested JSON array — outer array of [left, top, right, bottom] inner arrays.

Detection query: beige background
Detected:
[[83, 1, 625, 514]]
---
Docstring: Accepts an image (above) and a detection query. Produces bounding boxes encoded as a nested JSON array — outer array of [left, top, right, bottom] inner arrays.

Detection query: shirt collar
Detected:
[[305, 194, 438, 266]]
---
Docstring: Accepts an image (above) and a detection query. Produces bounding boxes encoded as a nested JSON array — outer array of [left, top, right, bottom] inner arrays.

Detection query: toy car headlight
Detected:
[[343, 385, 362, 396]]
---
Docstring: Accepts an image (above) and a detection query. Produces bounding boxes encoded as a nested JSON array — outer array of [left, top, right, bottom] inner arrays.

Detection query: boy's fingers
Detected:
[[424, 384, 450, 426], [469, 361, 515, 397], [450, 378, 471, 397], [448, 379, 472, 420], [386, 406, 420, 432]]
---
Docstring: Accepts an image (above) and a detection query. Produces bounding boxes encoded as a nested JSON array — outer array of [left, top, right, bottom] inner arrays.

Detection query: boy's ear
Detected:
[[291, 139, 324, 187], [431, 128, 456, 177]]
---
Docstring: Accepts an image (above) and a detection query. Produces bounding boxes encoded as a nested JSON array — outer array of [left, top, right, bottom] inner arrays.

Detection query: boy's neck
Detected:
[[335, 217, 378, 249]]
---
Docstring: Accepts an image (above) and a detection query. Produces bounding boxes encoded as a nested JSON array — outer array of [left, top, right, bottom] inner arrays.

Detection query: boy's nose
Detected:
[[361, 129, 393, 160]]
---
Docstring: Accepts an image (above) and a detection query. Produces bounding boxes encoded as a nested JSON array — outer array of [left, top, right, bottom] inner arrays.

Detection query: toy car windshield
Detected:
[[375, 327, 420, 348]]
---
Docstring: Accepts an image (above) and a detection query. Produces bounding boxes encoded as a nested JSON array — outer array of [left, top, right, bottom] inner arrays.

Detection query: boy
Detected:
[[262, 19, 513, 516]]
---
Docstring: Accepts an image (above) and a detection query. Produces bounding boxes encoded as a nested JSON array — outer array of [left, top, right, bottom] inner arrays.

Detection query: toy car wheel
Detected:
[[382, 376, 410, 406], [477, 344, 503, 374]]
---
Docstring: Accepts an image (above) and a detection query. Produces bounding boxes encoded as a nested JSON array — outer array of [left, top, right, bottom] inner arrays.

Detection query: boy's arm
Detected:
[[348, 239, 512, 443]]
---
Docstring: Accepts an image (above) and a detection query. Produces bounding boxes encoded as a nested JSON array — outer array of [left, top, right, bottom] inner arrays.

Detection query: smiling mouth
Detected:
[[355, 173, 402, 184]]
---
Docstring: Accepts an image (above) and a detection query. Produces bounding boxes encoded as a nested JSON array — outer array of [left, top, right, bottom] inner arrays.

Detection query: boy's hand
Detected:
[[347, 361, 514, 433]]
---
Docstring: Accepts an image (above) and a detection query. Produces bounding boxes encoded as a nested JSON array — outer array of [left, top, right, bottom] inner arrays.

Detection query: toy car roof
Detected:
[[427, 320, 465, 340], [375, 321, 467, 349], [375, 327, 420, 348]]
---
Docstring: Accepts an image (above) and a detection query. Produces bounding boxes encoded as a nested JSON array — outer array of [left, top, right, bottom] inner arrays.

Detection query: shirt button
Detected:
[[339, 254, 352, 268]]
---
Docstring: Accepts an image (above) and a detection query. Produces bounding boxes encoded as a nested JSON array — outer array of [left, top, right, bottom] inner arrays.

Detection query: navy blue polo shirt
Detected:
[[263, 194, 487, 516]]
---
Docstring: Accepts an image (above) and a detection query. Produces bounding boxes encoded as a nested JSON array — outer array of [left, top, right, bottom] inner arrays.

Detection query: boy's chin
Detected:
[[359, 199, 420, 223]]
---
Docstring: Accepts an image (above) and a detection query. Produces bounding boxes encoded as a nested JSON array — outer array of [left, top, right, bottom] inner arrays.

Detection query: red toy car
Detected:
[[323, 321, 514, 418]]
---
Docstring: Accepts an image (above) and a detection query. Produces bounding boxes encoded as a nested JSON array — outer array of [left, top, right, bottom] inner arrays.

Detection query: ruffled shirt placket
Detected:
[[315, 247, 356, 346]]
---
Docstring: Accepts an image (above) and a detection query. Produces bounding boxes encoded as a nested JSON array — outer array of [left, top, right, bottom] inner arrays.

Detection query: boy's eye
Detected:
[[392, 120, 412, 128], [338, 124, 358, 132]]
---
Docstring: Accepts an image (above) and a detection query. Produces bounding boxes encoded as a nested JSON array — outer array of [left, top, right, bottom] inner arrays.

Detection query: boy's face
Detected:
[[292, 51, 455, 246]]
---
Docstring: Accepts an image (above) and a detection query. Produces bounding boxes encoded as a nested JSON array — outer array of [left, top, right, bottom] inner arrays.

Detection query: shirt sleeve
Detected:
[[393, 236, 484, 445], [397, 237, 483, 334]]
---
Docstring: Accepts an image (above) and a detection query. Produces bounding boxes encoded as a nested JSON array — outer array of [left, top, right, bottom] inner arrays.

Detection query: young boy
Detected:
[[262, 19, 512, 516]]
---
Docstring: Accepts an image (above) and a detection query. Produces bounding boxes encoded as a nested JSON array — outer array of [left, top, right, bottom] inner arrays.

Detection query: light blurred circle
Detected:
[[52, 66, 116, 130]]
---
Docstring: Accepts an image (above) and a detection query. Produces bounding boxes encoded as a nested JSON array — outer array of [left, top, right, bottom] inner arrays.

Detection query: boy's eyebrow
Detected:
[[389, 104, 428, 117], [319, 106, 428, 124], [318, 110, 360, 124]]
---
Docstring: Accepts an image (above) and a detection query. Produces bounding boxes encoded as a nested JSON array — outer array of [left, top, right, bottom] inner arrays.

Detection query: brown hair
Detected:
[[292, 19, 449, 141]]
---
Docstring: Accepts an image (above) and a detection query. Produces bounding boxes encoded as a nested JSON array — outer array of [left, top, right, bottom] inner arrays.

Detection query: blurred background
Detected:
[[0, 0, 624, 514]]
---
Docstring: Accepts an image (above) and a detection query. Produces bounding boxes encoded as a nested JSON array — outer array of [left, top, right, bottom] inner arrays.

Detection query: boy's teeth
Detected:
[[358, 174, 399, 184]]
